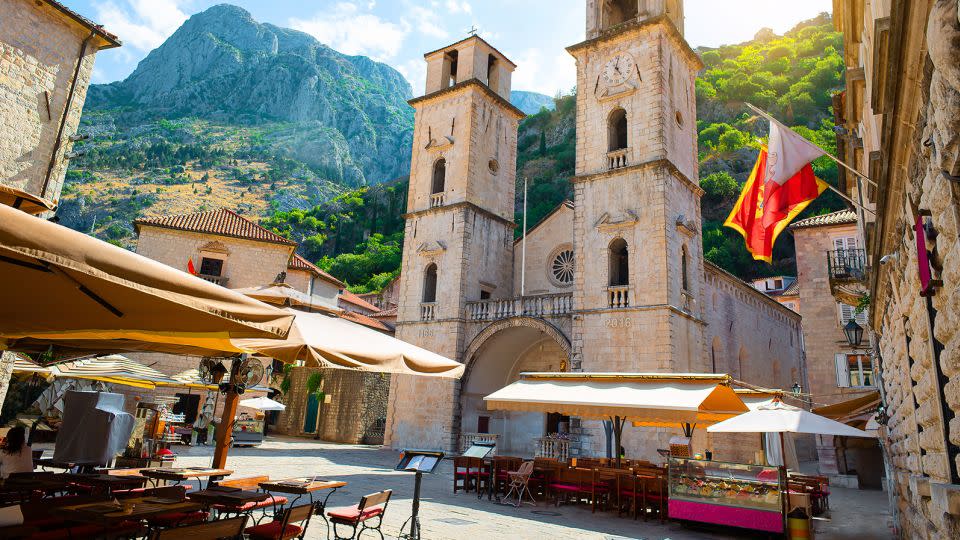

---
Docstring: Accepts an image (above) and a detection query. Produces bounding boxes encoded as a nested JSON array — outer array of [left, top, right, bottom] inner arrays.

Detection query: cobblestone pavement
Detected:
[[163, 437, 891, 540]]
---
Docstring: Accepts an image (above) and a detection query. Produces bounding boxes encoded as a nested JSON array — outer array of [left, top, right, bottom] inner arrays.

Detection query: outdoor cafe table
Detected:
[[0, 472, 73, 499], [139, 467, 233, 489], [260, 477, 346, 529], [60, 496, 203, 533], [188, 487, 270, 514], [66, 473, 149, 495]]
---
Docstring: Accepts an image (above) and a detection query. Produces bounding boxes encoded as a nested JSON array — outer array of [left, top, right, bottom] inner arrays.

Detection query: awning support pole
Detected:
[[212, 357, 242, 469], [611, 415, 627, 468]]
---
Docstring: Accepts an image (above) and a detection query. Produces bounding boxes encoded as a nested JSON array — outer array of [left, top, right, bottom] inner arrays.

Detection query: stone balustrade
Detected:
[[607, 285, 630, 308], [199, 274, 228, 286], [420, 302, 436, 321], [607, 148, 628, 170], [536, 437, 570, 461], [430, 192, 445, 208], [459, 432, 499, 454], [465, 293, 573, 321]]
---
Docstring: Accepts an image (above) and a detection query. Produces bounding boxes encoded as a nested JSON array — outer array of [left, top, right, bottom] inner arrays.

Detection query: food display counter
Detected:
[[668, 457, 784, 533], [232, 416, 264, 446]]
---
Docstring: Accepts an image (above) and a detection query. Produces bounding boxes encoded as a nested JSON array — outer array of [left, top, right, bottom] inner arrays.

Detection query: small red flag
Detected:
[[187, 258, 197, 275]]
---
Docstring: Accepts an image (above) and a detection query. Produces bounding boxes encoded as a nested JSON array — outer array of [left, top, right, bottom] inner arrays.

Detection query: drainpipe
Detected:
[[41, 30, 95, 199]]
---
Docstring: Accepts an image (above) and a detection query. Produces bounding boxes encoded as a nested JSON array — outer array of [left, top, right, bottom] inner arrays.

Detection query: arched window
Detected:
[[608, 238, 629, 286], [487, 54, 500, 92], [608, 108, 628, 151], [431, 159, 446, 194], [423, 263, 438, 302], [603, 0, 639, 29], [681, 245, 689, 291]]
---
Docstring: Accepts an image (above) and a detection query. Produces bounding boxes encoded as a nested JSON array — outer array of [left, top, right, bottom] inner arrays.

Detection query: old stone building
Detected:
[[385, 1, 805, 463], [0, 0, 119, 209], [790, 209, 884, 489], [129, 207, 389, 444], [831, 0, 960, 536]]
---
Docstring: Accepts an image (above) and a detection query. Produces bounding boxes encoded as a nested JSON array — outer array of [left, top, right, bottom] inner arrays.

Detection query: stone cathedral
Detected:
[[385, 0, 806, 461]]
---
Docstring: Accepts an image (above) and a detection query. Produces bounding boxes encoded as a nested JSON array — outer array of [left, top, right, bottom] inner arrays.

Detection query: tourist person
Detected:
[[0, 427, 34, 479]]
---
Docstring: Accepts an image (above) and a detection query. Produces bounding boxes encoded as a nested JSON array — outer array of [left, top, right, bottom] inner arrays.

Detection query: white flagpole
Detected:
[[746, 103, 876, 216], [521, 176, 528, 297]]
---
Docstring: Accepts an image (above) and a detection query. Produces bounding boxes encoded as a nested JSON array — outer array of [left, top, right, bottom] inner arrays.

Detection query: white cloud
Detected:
[[396, 58, 428, 97], [404, 5, 449, 39], [511, 48, 577, 96], [94, 0, 188, 54], [290, 2, 410, 60], [445, 1, 472, 14]]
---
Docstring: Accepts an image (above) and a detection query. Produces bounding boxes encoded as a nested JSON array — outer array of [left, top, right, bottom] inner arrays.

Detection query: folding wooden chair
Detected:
[[148, 515, 248, 540], [327, 490, 392, 540]]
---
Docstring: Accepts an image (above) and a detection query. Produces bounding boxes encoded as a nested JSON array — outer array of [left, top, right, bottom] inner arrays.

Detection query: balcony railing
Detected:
[[607, 285, 630, 308], [607, 148, 629, 170], [199, 274, 228, 286], [430, 192, 445, 208], [827, 249, 868, 305], [420, 302, 436, 321], [536, 437, 570, 461], [459, 432, 499, 454], [465, 293, 573, 322], [680, 290, 694, 313]]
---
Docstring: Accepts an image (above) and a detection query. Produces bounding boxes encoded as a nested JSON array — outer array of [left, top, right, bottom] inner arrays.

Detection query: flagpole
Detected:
[[521, 176, 528, 297], [745, 102, 879, 188]]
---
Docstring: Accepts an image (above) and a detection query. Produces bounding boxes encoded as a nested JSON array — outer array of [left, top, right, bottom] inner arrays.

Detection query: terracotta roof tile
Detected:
[[338, 290, 380, 312], [370, 306, 397, 318], [135, 208, 296, 246], [340, 310, 393, 333], [40, 0, 121, 48], [780, 280, 800, 297], [789, 210, 857, 229], [288, 254, 345, 287]]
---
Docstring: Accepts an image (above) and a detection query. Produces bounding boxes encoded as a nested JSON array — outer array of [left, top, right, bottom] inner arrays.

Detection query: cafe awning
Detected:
[[0, 204, 294, 356], [235, 309, 465, 378], [812, 391, 880, 421], [0, 184, 56, 215], [484, 373, 748, 424], [10, 354, 52, 375], [233, 282, 340, 313], [49, 354, 179, 390]]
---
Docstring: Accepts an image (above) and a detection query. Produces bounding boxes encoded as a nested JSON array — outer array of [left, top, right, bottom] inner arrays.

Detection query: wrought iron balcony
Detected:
[[827, 249, 868, 305]]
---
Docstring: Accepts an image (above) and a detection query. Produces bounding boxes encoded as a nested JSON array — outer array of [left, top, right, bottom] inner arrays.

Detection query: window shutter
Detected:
[[835, 354, 850, 387], [838, 303, 855, 324]]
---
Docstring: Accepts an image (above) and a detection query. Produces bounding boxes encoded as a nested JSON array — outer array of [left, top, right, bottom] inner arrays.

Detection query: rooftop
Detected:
[[340, 310, 393, 333], [288, 254, 345, 288], [135, 208, 296, 246], [780, 280, 800, 297], [339, 290, 381, 312], [40, 0, 121, 49], [790, 209, 858, 229]]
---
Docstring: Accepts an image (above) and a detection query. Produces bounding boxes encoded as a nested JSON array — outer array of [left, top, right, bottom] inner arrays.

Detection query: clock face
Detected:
[[602, 53, 635, 86]]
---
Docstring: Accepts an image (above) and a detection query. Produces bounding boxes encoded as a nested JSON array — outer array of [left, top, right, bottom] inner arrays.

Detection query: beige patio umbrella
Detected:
[[0, 204, 294, 355], [0, 184, 56, 216], [235, 308, 464, 378], [49, 354, 180, 390], [232, 282, 340, 313], [484, 372, 748, 466]]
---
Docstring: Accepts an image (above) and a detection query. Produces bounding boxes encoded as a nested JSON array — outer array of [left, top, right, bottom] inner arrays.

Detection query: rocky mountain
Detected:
[[85, 4, 414, 187], [511, 91, 556, 114]]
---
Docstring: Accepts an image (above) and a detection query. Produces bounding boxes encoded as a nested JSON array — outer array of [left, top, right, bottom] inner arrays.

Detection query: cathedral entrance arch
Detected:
[[458, 317, 570, 456]]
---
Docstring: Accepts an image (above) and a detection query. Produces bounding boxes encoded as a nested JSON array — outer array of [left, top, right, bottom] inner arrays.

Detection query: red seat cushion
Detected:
[[213, 495, 288, 512], [548, 483, 580, 492], [146, 510, 209, 527], [327, 504, 384, 524], [245, 521, 304, 540]]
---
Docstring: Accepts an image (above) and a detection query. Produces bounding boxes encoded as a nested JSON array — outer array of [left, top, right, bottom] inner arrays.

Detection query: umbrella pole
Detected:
[[612, 416, 625, 469], [780, 431, 787, 534], [212, 359, 241, 469]]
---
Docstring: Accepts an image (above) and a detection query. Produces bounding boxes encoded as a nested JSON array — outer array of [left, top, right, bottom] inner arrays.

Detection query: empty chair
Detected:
[[327, 490, 392, 540], [245, 503, 313, 540], [502, 461, 535, 507], [148, 515, 248, 540], [209, 476, 287, 521]]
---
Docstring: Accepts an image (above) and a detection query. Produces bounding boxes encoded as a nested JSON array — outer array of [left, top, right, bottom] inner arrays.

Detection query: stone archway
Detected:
[[456, 317, 571, 455]]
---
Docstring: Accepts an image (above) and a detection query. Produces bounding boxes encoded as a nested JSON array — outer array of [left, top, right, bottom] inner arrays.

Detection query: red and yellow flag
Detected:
[[724, 121, 829, 263]]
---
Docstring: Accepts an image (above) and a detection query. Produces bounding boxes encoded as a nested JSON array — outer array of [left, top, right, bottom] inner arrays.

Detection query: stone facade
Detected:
[[832, 0, 960, 536], [0, 0, 118, 205], [385, 4, 806, 464]]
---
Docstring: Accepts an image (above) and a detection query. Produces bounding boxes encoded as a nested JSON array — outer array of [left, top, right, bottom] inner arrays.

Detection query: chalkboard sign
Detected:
[[462, 443, 495, 459]]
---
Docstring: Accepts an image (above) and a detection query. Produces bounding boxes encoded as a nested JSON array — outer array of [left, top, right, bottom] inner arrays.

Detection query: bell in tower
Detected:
[[587, 0, 685, 39]]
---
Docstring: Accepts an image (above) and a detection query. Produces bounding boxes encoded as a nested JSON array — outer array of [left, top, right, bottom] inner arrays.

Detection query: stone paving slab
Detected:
[[154, 437, 892, 539]]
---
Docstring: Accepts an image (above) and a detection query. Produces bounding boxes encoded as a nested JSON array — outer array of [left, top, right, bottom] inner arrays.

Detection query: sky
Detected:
[[70, 0, 833, 96]]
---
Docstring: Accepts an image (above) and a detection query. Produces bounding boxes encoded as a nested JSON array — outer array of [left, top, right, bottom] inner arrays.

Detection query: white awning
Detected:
[[484, 373, 748, 425]]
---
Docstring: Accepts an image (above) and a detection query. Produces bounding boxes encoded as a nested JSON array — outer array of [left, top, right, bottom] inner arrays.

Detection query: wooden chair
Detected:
[[245, 503, 313, 540], [490, 456, 522, 496], [614, 470, 640, 519], [531, 458, 562, 499], [452, 456, 476, 493], [466, 457, 490, 496], [640, 473, 668, 523], [148, 515, 248, 540], [327, 490, 391, 540], [502, 461, 535, 507]]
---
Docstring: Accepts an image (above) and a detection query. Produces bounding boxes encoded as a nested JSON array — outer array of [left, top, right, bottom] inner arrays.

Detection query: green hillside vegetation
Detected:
[[265, 15, 847, 291]]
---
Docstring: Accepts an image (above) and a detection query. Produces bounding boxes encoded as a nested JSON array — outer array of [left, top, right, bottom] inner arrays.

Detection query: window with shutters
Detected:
[[838, 302, 868, 326], [835, 353, 874, 388], [833, 235, 858, 252]]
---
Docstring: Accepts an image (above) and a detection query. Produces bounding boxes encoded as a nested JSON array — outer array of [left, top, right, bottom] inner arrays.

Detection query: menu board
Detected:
[[395, 450, 445, 473]]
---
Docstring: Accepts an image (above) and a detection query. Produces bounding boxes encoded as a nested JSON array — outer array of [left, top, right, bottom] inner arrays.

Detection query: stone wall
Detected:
[[513, 204, 574, 295], [0, 0, 108, 204]]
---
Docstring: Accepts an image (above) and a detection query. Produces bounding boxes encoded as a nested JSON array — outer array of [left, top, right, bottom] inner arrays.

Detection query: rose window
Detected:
[[551, 249, 575, 285]]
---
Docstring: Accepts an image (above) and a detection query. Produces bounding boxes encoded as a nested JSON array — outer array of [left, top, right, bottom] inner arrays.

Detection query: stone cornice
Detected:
[[574, 304, 707, 326], [403, 200, 517, 229], [408, 79, 526, 119], [566, 15, 704, 71], [571, 158, 705, 197], [704, 261, 802, 322]]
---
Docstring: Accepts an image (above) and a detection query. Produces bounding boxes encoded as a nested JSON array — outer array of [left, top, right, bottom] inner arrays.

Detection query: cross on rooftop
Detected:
[[467, 25, 478, 36]]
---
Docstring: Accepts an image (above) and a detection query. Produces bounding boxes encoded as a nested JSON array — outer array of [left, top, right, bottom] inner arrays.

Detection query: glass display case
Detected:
[[668, 457, 784, 533]]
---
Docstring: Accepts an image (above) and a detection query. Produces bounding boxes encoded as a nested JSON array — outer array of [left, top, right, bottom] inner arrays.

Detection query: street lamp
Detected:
[[843, 319, 864, 348], [791, 382, 802, 396]]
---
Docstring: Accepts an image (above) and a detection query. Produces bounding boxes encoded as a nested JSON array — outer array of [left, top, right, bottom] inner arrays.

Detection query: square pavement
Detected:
[[159, 437, 893, 539]]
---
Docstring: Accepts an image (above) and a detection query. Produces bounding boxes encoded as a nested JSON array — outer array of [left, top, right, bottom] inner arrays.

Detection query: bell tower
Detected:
[[568, 0, 707, 374], [386, 36, 524, 451]]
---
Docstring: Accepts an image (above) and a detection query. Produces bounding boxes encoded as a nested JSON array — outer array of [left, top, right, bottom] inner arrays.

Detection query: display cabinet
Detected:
[[667, 457, 784, 533]]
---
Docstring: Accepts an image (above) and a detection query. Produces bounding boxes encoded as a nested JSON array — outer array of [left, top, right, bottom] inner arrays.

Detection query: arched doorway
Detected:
[[459, 318, 570, 456]]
